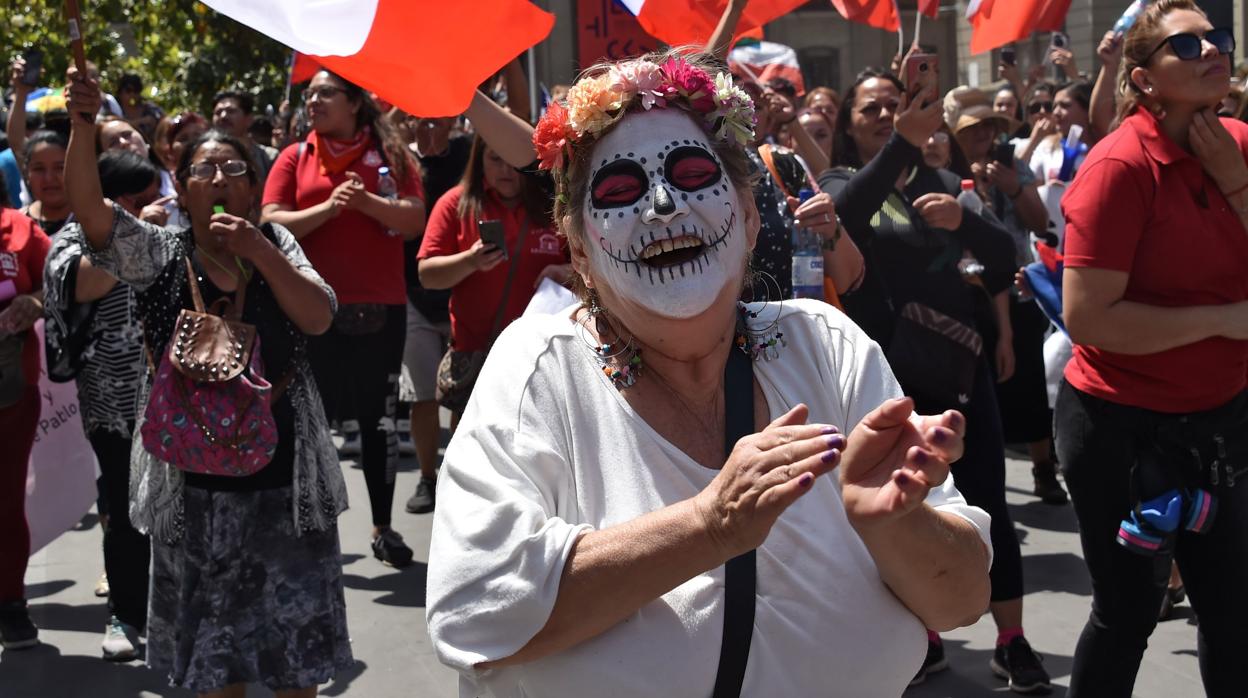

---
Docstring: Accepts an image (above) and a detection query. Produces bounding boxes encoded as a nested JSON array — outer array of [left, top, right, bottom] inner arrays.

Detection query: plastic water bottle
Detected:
[[1113, 0, 1149, 38], [377, 166, 399, 237], [957, 179, 983, 215], [1058, 124, 1087, 183], [791, 188, 825, 301]]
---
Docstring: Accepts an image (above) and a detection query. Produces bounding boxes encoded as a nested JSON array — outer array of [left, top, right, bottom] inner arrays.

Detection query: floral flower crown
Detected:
[[533, 56, 756, 175]]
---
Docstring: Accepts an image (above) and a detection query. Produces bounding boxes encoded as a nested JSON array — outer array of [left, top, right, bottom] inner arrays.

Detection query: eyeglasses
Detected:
[[1144, 27, 1235, 64], [303, 85, 346, 102], [1028, 101, 1055, 115], [186, 160, 249, 180]]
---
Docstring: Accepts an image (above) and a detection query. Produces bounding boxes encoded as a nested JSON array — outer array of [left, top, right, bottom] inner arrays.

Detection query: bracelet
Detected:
[[821, 216, 844, 251]]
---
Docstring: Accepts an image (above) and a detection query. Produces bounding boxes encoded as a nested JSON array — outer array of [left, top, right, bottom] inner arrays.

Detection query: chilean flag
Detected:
[[199, 0, 554, 116], [730, 40, 806, 95], [830, 0, 900, 32], [620, 0, 807, 47], [968, 0, 1067, 54]]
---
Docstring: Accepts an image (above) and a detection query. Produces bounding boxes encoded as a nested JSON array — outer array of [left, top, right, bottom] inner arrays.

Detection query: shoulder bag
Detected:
[[140, 257, 291, 476]]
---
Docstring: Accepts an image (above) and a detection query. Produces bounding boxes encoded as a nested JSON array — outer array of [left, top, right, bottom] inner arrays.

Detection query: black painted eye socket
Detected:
[[590, 160, 647, 208], [664, 146, 721, 192]]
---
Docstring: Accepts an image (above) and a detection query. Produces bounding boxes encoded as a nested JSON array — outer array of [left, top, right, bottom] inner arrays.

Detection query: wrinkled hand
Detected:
[[1098, 30, 1123, 65], [65, 68, 102, 120], [995, 334, 1016, 383], [840, 398, 965, 531], [789, 191, 839, 244], [695, 404, 842, 559], [1191, 108, 1248, 192], [532, 262, 572, 289], [895, 87, 944, 148], [986, 160, 1021, 197], [209, 213, 271, 263], [1050, 48, 1078, 79], [468, 238, 506, 273], [0, 294, 43, 335], [330, 172, 369, 211], [913, 193, 963, 230]]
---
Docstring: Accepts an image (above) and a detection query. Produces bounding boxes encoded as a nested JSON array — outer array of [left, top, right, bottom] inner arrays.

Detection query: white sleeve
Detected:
[[426, 422, 593, 675], [828, 308, 994, 565]]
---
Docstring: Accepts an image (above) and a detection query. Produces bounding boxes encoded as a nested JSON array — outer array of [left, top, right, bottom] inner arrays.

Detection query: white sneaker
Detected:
[[397, 419, 416, 456], [338, 419, 362, 457], [101, 616, 139, 662], [94, 572, 109, 598]]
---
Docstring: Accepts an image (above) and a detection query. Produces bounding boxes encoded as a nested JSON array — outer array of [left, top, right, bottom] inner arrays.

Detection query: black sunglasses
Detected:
[[1028, 101, 1054, 115], [1144, 27, 1235, 63]]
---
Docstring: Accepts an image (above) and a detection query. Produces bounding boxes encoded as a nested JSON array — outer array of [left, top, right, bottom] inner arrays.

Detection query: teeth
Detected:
[[641, 235, 702, 260]]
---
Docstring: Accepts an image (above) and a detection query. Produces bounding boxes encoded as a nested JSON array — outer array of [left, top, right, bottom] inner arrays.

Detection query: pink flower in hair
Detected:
[[660, 57, 715, 113], [612, 60, 667, 110]]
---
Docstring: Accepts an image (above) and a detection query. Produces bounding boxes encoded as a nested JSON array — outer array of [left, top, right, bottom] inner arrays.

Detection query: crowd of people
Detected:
[[0, 0, 1245, 696]]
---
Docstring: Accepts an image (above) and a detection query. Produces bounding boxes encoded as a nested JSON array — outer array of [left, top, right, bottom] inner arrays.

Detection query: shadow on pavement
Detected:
[[906, 637, 1073, 698], [28, 601, 110, 635], [0, 643, 192, 698], [319, 658, 369, 696], [1007, 497, 1080, 534], [1021, 552, 1093, 596], [24, 579, 76, 600], [342, 562, 428, 608]]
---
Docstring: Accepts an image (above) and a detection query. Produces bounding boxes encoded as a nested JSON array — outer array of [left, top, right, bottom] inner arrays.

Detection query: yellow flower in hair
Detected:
[[566, 74, 627, 136]]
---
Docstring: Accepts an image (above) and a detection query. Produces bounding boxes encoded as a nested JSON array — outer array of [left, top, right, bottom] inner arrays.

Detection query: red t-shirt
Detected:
[[417, 185, 566, 352], [1061, 110, 1248, 413], [262, 136, 424, 305], [0, 209, 52, 383]]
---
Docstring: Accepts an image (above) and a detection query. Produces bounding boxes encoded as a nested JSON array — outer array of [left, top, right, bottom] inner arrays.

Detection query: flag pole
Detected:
[[65, 0, 92, 123], [894, 0, 905, 56], [527, 47, 540, 125], [284, 50, 295, 107], [913, 3, 923, 48]]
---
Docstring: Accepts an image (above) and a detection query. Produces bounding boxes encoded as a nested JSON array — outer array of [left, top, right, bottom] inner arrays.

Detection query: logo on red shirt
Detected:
[[0, 251, 17, 278], [531, 231, 561, 256]]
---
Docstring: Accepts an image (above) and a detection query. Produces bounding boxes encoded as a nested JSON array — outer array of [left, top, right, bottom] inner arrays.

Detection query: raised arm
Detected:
[[7, 58, 34, 172], [1090, 31, 1123, 142], [64, 71, 115, 247], [501, 57, 532, 124], [707, 0, 748, 63], [465, 90, 536, 168]]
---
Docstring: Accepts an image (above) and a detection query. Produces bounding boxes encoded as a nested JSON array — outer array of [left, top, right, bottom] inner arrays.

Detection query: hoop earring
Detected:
[[576, 292, 643, 388], [736, 270, 786, 361]]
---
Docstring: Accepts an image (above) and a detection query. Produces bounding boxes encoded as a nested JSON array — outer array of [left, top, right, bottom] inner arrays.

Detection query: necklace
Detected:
[[195, 246, 252, 285], [644, 361, 724, 449]]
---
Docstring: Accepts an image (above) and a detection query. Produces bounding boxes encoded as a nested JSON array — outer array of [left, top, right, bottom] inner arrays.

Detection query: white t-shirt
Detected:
[[426, 300, 992, 698]]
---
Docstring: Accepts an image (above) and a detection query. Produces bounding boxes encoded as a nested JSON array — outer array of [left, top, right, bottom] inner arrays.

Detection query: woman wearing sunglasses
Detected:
[[1059, 2, 1248, 696], [63, 71, 352, 697], [1011, 84, 1058, 170]]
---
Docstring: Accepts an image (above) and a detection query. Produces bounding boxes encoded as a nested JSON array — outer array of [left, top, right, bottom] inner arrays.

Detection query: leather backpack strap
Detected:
[[183, 256, 207, 312], [711, 347, 757, 698]]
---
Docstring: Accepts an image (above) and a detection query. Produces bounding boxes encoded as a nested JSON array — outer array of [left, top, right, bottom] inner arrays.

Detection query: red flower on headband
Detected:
[[533, 101, 575, 171], [660, 57, 715, 113]]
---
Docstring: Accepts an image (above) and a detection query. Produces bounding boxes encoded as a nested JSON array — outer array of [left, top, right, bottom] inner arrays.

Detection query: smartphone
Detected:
[[992, 141, 1015, 168], [478, 220, 508, 260], [1050, 32, 1069, 50], [20, 49, 42, 87], [903, 52, 939, 105], [1000, 46, 1017, 67]]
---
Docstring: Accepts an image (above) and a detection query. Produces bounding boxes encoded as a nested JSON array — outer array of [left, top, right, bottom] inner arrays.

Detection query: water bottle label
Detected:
[[791, 256, 824, 292]]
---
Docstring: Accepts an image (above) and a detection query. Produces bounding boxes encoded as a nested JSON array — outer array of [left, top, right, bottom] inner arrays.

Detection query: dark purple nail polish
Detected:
[[799, 473, 815, 487], [827, 434, 846, 450], [896, 471, 912, 486], [931, 429, 948, 444], [822, 449, 840, 464], [912, 449, 929, 465], [820, 425, 840, 435]]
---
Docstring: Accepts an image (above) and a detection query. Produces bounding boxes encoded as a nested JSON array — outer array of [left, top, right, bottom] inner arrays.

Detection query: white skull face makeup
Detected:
[[582, 109, 747, 319]]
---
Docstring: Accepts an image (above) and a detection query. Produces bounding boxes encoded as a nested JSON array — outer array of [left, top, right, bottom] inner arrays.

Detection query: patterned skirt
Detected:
[[146, 486, 353, 692]]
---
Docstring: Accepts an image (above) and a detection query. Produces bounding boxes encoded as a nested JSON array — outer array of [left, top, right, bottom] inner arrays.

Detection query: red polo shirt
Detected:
[[417, 185, 566, 352], [0, 209, 51, 383], [1061, 110, 1248, 413], [262, 136, 423, 305]]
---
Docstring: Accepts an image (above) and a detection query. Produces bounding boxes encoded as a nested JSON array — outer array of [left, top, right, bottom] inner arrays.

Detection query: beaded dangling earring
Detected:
[[577, 292, 643, 388], [735, 269, 786, 361]]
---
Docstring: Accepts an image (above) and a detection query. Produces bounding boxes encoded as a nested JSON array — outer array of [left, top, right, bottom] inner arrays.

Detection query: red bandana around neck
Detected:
[[310, 126, 372, 176]]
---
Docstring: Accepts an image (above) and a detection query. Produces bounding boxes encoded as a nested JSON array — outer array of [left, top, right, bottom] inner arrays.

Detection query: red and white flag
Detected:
[[730, 41, 806, 95], [200, 0, 554, 116], [968, 0, 1066, 54], [620, 0, 807, 47]]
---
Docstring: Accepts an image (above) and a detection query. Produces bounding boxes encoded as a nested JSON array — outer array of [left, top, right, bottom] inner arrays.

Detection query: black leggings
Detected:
[[914, 358, 1024, 603], [90, 428, 150, 630], [309, 304, 406, 528], [1055, 380, 1248, 698]]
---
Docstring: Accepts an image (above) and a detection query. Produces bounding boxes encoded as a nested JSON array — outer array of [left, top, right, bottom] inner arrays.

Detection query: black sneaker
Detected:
[[990, 636, 1052, 694], [0, 600, 39, 650], [371, 529, 414, 568], [405, 476, 437, 514], [1032, 466, 1068, 505], [908, 636, 949, 687], [1158, 584, 1186, 621]]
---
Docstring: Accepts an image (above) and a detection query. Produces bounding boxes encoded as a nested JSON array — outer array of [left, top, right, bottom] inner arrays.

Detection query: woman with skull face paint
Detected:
[[426, 50, 992, 698], [820, 69, 1051, 692], [63, 71, 352, 696]]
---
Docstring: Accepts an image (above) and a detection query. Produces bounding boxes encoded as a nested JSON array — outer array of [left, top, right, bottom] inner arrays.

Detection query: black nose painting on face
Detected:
[[653, 185, 675, 215]]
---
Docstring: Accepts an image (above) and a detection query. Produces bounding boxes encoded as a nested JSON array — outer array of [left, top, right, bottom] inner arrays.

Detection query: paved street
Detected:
[[2, 425, 1207, 697]]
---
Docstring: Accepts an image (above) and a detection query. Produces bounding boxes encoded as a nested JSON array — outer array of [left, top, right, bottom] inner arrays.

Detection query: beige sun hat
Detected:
[[943, 85, 1020, 135]]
